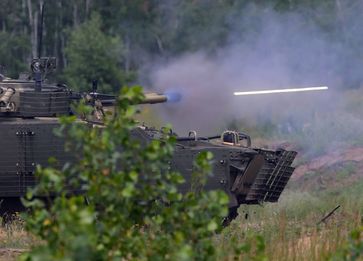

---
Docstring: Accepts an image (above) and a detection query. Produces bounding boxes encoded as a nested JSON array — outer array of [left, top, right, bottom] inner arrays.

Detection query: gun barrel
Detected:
[[140, 93, 168, 104], [73, 92, 170, 106]]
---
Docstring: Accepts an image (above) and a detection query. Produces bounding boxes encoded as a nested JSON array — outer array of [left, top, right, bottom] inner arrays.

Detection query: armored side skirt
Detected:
[[0, 118, 71, 197], [0, 120, 296, 211]]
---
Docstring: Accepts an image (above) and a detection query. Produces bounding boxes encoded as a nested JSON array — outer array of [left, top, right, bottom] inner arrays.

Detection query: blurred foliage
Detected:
[[20, 86, 228, 260], [329, 226, 363, 261]]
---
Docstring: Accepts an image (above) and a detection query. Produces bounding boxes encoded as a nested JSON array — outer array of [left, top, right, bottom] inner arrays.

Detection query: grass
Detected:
[[216, 179, 363, 260], [0, 185, 362, 261], [0, 214, 36, 261], [0, 214, 34, 249]]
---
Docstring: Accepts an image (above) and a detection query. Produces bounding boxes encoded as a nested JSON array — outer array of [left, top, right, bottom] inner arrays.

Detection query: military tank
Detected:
[[0, 57, 297, 224]]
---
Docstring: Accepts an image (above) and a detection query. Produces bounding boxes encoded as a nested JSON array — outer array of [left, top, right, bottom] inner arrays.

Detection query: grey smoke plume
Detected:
[[145, 4, 363, 154]]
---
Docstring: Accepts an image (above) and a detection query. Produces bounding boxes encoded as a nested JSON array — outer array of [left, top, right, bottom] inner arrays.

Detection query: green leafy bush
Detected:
[[330, 226, 363, 261], [21, 86, 228, 260]]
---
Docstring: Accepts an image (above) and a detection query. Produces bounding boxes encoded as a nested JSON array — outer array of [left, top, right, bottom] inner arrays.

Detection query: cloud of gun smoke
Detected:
[[144, 4, 363, 152]]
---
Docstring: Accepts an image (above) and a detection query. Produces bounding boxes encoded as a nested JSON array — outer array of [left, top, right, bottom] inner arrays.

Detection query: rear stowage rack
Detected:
[[244, 150, 297, 203]]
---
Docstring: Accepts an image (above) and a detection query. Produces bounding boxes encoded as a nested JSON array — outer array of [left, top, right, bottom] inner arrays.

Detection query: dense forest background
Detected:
[[1, 0, 363, 93]]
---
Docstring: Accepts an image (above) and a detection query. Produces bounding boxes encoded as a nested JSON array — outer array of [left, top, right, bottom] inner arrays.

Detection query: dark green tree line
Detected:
[[1, 0, 363, 90]]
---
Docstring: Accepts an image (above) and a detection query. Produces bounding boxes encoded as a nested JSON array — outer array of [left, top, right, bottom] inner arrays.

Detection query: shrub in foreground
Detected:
[[21, 87, 228, 260]]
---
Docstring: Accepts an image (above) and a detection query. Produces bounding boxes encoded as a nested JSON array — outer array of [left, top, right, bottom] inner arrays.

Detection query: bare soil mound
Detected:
[[292, 147, 363, 180]]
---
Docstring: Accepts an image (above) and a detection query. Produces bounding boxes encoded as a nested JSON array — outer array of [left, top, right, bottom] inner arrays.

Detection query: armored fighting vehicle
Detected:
[[0, 57, 296, 223]]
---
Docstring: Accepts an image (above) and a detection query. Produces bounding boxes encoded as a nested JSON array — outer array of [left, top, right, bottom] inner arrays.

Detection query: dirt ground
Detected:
[[292, 147, 363, 180], [0, 248, 26, 261], [254, 138, 363, 189]]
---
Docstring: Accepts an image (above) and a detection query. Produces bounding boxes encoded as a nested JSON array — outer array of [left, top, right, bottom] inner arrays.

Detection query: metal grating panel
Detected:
[[245, 150, 297, 203], [19, 91, 70, 117]]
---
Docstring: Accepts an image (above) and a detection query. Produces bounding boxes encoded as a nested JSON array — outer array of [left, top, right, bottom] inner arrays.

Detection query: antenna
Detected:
[[38, 2, 45, 58], [31, 2, 56, 91]]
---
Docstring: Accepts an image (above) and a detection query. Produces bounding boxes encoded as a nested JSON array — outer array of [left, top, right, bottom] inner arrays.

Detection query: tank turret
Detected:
[[0, 58, 173, 119]]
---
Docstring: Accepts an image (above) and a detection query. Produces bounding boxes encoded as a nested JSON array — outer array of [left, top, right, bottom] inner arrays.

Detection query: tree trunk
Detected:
[[61, 33, 67, 67], [53, 3, 58, 58], [39, 0, 44, 57], [58, 1, 68, 68], [86, 0, 92, 17], [73, 3, 79, 28], [124, 33, 130, 73], [27, 0, 38, 58], [154, 33, 164, 54]]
